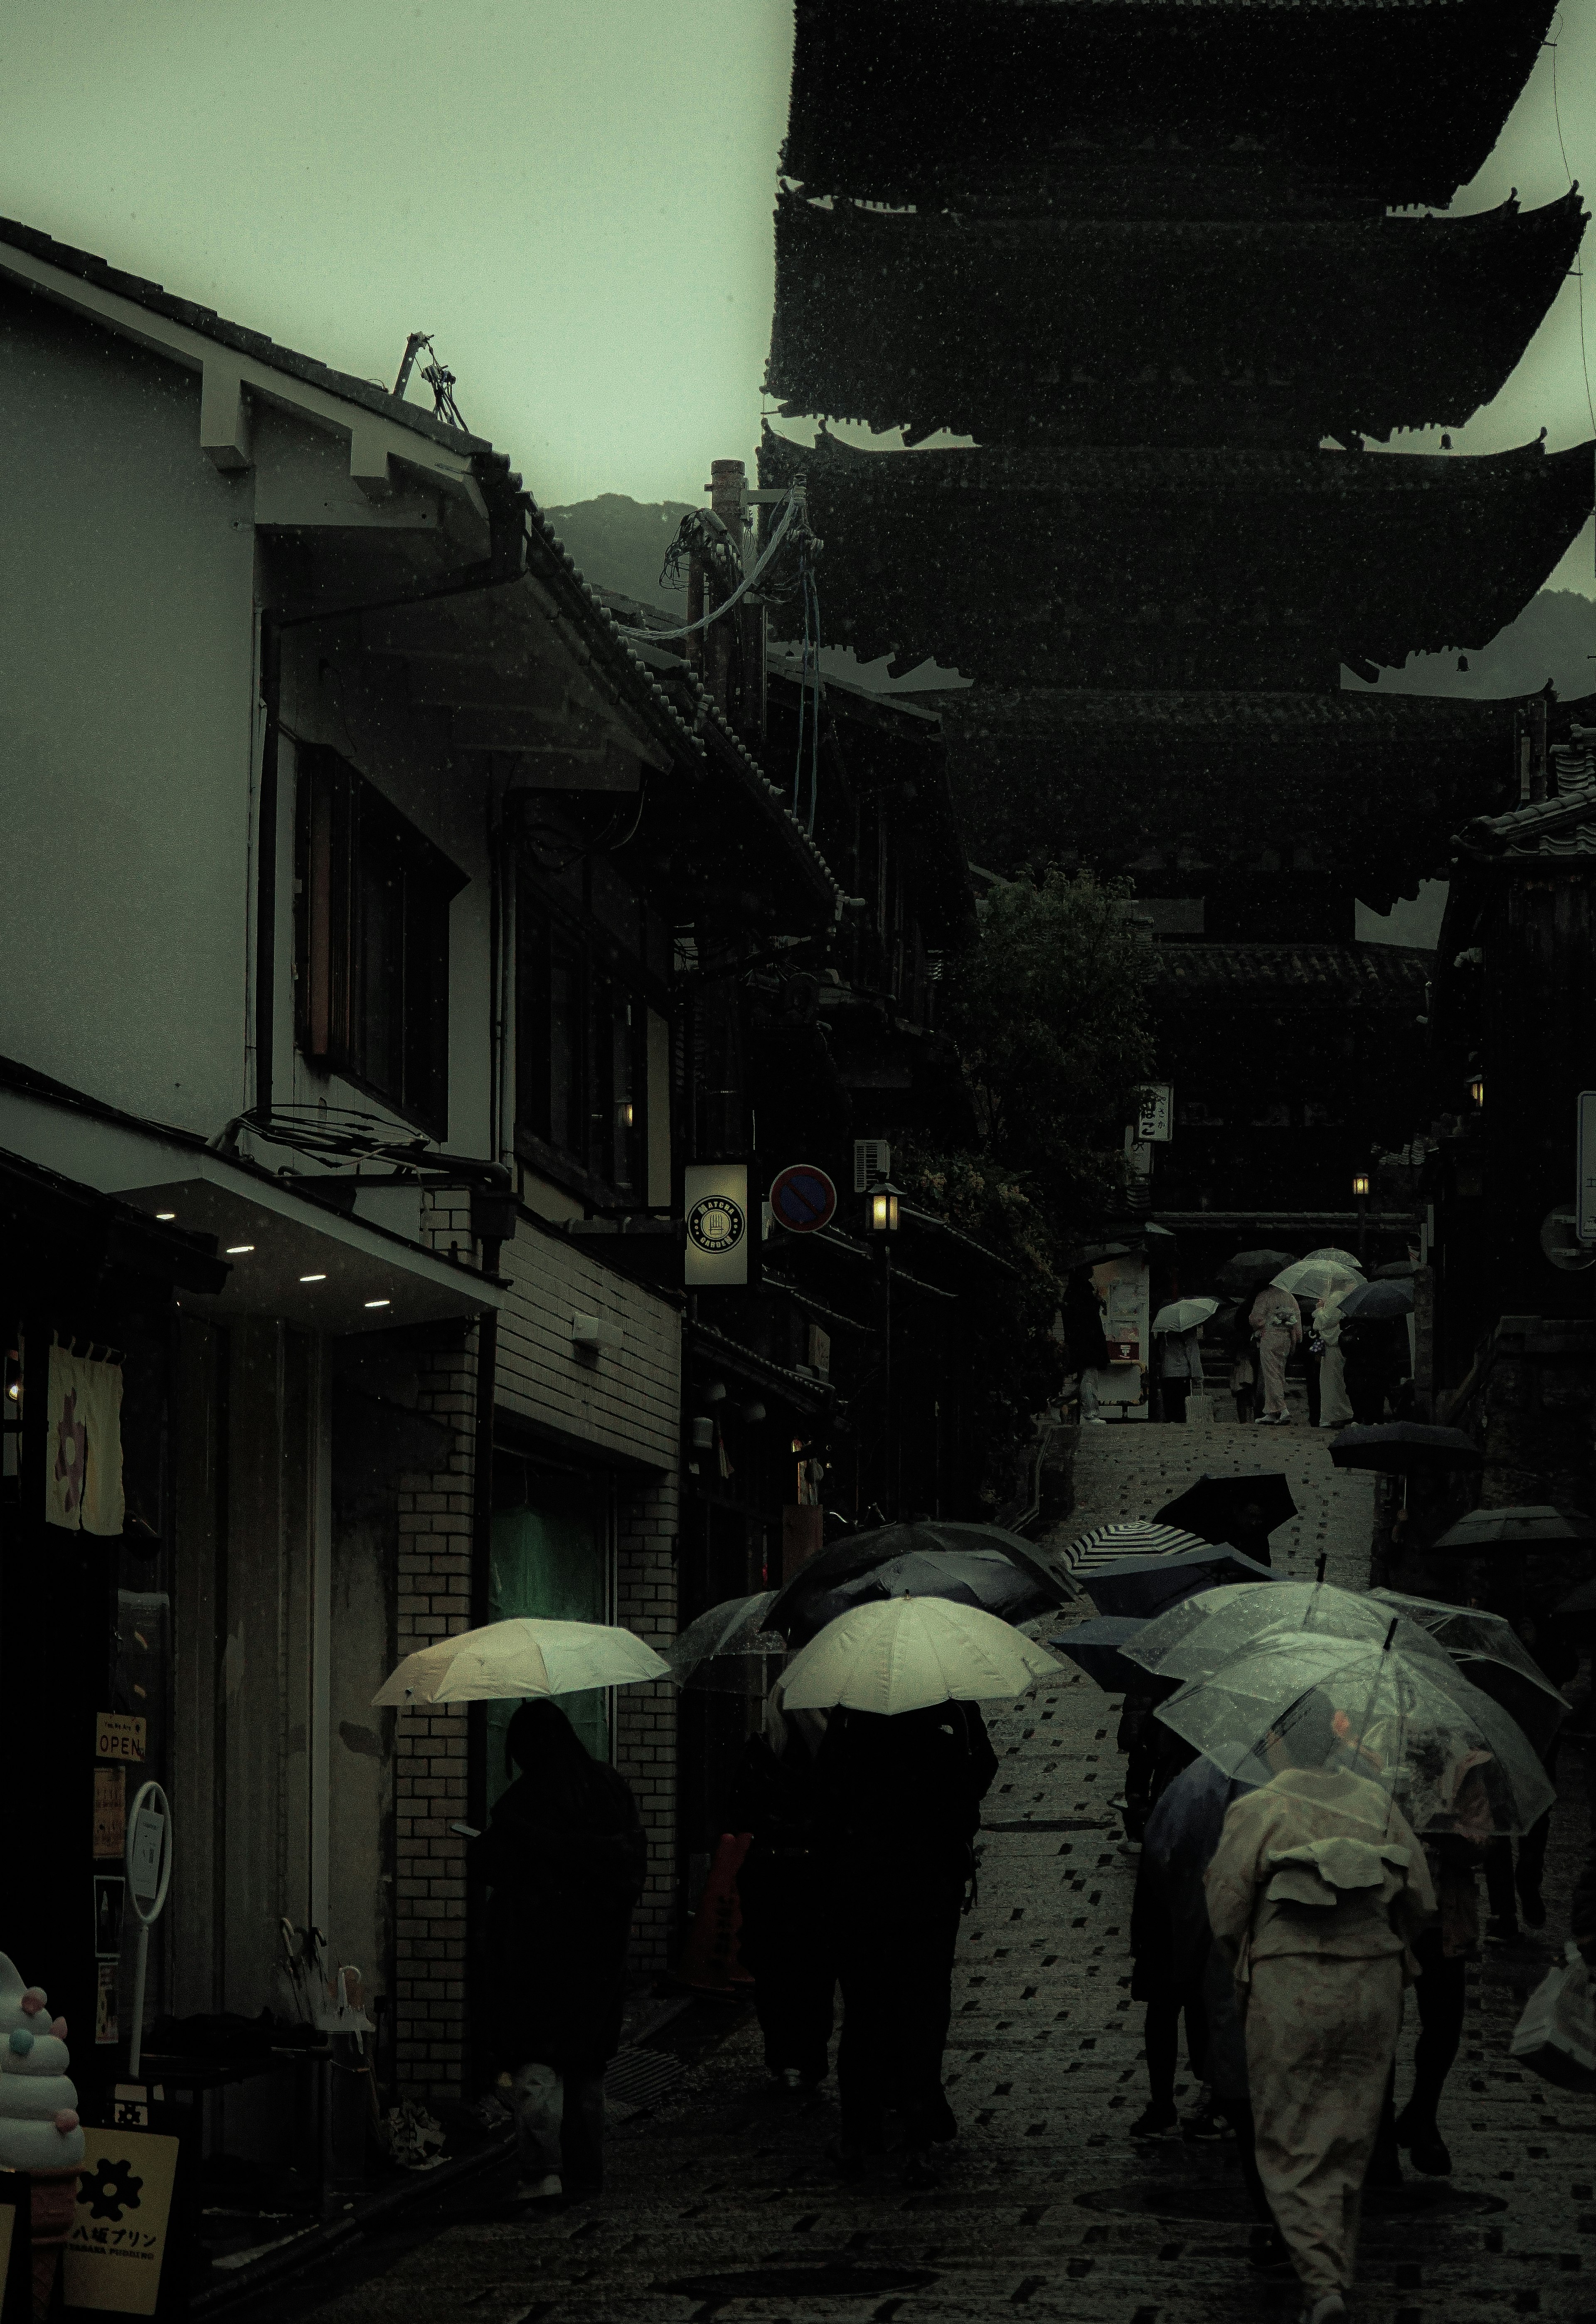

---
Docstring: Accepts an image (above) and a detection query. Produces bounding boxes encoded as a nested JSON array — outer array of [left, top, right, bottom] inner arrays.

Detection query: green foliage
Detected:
[[893, 871, 1157, 1486], [951, 867, 1156, 1226]]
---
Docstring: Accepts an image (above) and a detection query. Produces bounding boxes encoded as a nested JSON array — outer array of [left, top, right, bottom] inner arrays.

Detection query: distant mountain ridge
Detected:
[[542, 493, 1595, 704], [542, 493, 695, 618]]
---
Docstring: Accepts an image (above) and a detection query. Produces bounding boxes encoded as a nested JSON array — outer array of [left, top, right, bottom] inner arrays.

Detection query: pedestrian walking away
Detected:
[[1157, 1318, 1206, 1425], [730, 1670, 836, 2089], [1204, 1718, 1434, 2324], [1315, 1297, 1355, 1431], [815, 1697, 998, 2182], [470, 1700, 647, 2207], [1250, 1285, 1302, 1425]]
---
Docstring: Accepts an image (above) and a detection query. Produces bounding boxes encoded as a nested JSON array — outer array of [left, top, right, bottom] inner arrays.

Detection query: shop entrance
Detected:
[[485, 1452, 613, 1810]]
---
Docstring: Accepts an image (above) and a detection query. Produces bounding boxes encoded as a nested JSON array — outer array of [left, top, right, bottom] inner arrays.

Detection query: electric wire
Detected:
[[611, 492, 803, 640]]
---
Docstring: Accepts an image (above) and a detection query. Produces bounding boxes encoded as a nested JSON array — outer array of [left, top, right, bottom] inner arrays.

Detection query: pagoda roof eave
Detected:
[[767, 189, 1587, 446], [759, 427, 1595, 686], [783, 0, 1558, 210]]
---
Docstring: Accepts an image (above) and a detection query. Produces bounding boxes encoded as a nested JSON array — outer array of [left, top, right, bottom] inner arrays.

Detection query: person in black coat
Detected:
[[470, 1700, 646, 2203], [730, 1677, 835, 2088], [815, 1699, 998, 2182]]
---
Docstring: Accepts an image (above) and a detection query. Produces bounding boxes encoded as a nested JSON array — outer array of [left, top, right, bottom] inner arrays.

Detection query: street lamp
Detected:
[[866, 1181, 903, 1517], [1352, 1170, 1370, 1264], [1467, 1073, 1485, 1108]]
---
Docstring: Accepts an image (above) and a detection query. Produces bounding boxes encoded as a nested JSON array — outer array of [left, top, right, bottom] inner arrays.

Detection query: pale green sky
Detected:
[[1, 0, 1593, 587]]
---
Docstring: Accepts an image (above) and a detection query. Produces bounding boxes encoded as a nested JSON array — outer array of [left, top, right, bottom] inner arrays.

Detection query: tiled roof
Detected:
[[1457, 724, 1596, 858], [0, 215, 496, 458], [0, 214, 845, 915], [943, 690, 1525, 737], [769, 190, 1586, 445], [1148, 943, 1433, 996], [783, 0, 1556, 211]]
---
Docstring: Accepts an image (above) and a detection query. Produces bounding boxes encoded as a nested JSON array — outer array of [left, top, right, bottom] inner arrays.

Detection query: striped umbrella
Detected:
[[1058, 1519, 1212, 1576]]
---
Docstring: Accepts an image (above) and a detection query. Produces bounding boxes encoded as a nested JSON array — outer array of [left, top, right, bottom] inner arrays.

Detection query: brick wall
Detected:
[[614, 1469, 680, 1977], [389, 1197, 685, 2095], [390, 1195, 476, 2098]]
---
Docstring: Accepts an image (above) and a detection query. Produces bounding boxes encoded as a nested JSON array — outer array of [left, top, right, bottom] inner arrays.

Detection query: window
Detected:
[[294, 748, 464, 1138], [517, 874, 650, 1201]]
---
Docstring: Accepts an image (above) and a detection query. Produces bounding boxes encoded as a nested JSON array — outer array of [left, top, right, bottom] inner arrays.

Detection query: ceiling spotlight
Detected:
[[364, 1298, 391, 1310], [226, 1244, 255, 1255], [300, 1273, 327, 1283], [155, 1212, 177, 1221]]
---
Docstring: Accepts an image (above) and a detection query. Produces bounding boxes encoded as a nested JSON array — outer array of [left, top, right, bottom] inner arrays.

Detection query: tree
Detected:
[[894, 870, 1156, 1494], [951, 867, 1156, 1228]]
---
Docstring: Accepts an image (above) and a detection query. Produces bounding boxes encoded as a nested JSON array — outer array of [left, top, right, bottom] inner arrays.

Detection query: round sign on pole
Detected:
[[768, 1163, 838, 1234]]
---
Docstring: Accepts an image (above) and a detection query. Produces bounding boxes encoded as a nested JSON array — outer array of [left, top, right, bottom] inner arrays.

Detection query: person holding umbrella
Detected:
[[1203, 1693, 1436, 2324], [1249, 1283, 1301, 1425], [781, 1598, 1056, 2184], [729, 1671, 836, 2091], [471, 1701, 647, 2206], [1151, 1297, 1217, 1425], [372, 1617, 667, 2207]]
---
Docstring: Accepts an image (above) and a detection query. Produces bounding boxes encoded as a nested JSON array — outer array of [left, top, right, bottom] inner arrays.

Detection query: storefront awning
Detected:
[[0, 1081, 502, 1336]]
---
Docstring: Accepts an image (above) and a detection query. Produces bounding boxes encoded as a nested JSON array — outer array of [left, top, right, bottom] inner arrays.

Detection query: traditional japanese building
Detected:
[[764, 0, 1596, 1212]]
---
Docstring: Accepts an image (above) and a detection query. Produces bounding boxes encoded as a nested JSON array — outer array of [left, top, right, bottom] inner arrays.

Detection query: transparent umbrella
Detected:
[[664, 1591, 785, 1690], [1301, 1247, 1365, 1275], [1125, 1579, 1458, 1688], [1272, 1259, 1363, 1301], [1153, 1625, 1555, 1837], [1370, 1588, 1569, 1757]]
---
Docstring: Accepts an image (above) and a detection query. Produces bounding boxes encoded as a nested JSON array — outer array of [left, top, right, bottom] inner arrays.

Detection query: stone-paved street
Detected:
[[277, 1425, 1594, 2324]]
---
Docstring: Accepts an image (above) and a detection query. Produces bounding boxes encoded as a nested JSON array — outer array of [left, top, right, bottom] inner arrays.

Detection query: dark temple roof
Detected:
[[783, 0, 1558, 211], [1456, 723, 1596, 859], [768, 191, 1587, 448], [1147, 943, 1434, 1002], [761, 427, 1595, 689], [938, 690, 1542, 905]]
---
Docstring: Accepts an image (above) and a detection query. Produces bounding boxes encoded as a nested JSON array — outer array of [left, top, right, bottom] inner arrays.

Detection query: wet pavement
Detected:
[[267, 1424, 1594, 2324]]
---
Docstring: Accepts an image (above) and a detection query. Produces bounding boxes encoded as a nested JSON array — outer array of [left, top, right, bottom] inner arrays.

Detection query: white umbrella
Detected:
[[1151, 1296, 1219, 1334], [1272, 1259, 1362, 1300], [373, 1618, 669, 1706], [1301, 1247, 1364, 1275], [780, 1596, 1062, 1715]]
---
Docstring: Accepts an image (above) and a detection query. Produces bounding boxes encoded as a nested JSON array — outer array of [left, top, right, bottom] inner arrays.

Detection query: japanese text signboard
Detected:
[[1136, 1084, 1173, 1143], [62, 2129, 179, 2316]]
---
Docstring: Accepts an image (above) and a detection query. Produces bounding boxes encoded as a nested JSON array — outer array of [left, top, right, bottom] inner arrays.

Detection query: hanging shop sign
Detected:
[[1137, 1084, 1174, 1143], [62, 2128, 180, 2317], [684, 1163, 750, 1287], [93, 1772, 126, 1860], [768, 1163, 837, 1235], [1579, 1091, 1596, 1245], [95, 1714, 145, 1764]]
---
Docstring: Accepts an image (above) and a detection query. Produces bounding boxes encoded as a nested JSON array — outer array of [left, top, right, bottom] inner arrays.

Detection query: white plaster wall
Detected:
[[497, 1218, 680, 1470], [0, 292, 257, 1132]]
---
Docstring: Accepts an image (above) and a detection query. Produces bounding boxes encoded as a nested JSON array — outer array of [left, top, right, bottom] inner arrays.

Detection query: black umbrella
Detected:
[[1068, 1239, 1129, 1269], [1049, 1615, 1149, 1695], [1156, 1473, 1298, 1563], [765, 1520, 1071, 1647], [1432, 1505, 1596, 1549], [1215, 1247, 1297, 1298], [1080, 1543, 1277, 1621], [1328, 1423, 1483, 1474], [1373, 1260, 1418, 1280], [1336, 1279, 1415, 1322]]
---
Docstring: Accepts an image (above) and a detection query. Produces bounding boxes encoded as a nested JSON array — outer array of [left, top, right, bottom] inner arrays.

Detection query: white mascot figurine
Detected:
[[0, 1953, 86, 2169]]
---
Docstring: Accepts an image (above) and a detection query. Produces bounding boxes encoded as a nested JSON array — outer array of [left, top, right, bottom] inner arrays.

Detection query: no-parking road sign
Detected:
[[768, 1162, 838, 1234]]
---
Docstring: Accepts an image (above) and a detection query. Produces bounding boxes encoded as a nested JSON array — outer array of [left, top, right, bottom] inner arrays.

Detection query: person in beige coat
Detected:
[[1204, 1753, 1434, 2324]]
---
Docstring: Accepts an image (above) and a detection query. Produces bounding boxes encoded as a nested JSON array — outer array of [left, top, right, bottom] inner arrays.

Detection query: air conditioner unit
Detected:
[[853, 1139, 891, 1193]]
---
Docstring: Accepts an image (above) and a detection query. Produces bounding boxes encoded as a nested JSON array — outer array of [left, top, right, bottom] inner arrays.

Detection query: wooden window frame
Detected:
[[515, 866, 660, 1210], [294, 746, 465, 1140]]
